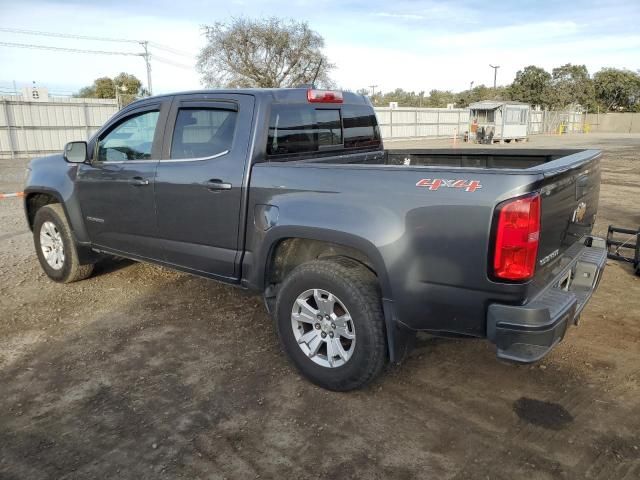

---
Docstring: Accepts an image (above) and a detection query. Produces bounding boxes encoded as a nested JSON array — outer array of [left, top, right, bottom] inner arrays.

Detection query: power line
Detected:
[[0, 30, 196, 96], [0, 41, 143, 56], [153, 55, 193, 70], [1, 40, 154, 94], [0, 27, 139, 44], [148, 42, 193, 58], [0, 27, 195, 58]]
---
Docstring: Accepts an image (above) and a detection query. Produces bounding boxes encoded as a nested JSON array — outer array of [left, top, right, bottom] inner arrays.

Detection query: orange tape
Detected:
[[0, 192, 24, 199]]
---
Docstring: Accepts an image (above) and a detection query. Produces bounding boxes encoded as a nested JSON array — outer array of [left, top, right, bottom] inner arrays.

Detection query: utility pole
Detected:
[[469, 80, 474, 90], [140, 41, 152, 96], [489, 64, 500, 89], [368, 84, 378, 97]]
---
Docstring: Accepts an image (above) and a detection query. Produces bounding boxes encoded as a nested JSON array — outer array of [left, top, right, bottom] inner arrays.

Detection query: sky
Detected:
[[1, 0, 639, 96]]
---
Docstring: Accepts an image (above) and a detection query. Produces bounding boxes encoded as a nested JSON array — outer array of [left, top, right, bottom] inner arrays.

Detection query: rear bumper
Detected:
[[487, 236, 606, 363]]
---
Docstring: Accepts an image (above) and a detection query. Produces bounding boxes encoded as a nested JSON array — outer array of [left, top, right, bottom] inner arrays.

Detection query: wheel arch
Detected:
[[253, 228, 412, 363], [24, 189, 63, 231], [260, 228, 392, 300], [25, 188, 96, 264]]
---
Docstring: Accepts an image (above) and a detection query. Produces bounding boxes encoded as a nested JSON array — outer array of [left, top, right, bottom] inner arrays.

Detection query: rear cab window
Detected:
[[267, 103, 380, 160]]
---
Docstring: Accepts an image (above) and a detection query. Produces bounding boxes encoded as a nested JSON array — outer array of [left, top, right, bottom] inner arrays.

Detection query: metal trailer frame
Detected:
[[606, 225, 640, 275]]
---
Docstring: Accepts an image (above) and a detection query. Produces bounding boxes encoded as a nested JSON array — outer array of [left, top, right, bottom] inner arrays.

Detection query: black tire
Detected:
[[274, 257, 387, 391], [33, 204, 94, 283]]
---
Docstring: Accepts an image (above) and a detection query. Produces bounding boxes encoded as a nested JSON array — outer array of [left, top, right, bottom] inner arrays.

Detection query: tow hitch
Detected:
[[606, 225, 640, 276]]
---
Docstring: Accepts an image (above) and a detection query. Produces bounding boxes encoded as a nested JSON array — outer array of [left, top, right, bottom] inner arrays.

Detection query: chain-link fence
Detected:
[[528, 110, 585, 135]]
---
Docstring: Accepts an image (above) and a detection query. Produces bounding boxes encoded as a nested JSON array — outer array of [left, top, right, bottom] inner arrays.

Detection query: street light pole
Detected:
[[114, 84, 128, 110], [489, 64, 500, 89], [368, 84, 378, 105]]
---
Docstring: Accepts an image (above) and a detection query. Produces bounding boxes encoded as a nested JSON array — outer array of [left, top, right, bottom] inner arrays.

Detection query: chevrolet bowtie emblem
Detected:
[[573, 201, 587, 223]]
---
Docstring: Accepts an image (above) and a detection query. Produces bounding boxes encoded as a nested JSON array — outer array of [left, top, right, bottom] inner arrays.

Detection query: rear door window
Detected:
[[170, 108, 237, 160]]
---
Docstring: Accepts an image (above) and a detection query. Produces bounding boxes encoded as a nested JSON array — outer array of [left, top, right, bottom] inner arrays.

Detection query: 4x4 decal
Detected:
[[416, 179, 482, 192]]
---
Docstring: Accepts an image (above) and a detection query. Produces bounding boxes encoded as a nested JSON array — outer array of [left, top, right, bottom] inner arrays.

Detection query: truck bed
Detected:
[[305, 148, 597, 172], [384, 148, 584, 170], [250, 147, 601, 339]]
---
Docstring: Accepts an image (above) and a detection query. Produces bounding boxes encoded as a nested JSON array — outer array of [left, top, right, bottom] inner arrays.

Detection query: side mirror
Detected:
[[63, 141, 88, 163]]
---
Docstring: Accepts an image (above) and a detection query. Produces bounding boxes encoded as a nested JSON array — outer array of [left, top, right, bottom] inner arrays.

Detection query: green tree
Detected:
[[423, 89, 457, 108], [113, 73, 142, 96], [593, 68, 640, 111], [374, 89, 428, 107], [548, 64, 596, 111], [456, 84, 508, 108], [76, 77, 115, 99], [75, 73, 145, 106], [508, 65, 551, 107], [197, 17, 334, 88]]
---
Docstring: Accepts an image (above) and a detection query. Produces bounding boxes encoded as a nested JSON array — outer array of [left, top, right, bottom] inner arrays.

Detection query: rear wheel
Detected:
[[33, 204, 94, 283], [274, 258, 387, 391]]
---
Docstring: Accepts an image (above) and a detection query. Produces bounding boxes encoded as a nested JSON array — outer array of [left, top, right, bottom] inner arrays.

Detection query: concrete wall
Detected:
[[585, 112, 640, 134]]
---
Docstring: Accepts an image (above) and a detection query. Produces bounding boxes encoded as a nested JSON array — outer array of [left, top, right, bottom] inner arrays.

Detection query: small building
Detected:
[[468, 101, 530, 144]]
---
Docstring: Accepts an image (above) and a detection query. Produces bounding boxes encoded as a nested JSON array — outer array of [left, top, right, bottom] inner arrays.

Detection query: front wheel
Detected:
[[274, 258, 387, 391], [33, 204, 94, 283]]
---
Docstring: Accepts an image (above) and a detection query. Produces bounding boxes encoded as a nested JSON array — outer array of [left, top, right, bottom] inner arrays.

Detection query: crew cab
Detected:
[[24, 88, 606, 390]]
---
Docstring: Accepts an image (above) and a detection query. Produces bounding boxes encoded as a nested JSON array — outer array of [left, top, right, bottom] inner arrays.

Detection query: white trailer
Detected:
[[468, 101, 530, 143]]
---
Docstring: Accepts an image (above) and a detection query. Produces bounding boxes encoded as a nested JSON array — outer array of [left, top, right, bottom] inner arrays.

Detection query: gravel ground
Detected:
[[0, 133, 639, 479]]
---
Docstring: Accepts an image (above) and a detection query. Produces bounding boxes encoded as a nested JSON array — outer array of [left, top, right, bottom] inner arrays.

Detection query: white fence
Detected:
[[375, 107, 469, 139], [376, 107, 584, 140], [0, 97, 118, 159], [0, 96, 586, 159]]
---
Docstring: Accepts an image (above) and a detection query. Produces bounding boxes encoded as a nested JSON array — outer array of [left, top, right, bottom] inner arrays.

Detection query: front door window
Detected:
[[97, 111, 159, 162]]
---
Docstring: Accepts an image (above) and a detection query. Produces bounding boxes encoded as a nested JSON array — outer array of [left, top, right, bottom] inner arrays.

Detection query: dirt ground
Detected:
[[0, 133, 639, 479]]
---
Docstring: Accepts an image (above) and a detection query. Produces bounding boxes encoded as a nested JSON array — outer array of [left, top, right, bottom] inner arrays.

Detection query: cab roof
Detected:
[[128, 88, 370, 108]]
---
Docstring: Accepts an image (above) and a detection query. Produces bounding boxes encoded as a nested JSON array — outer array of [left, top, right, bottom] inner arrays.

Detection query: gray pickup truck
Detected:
[[24, 88, 606, 390]]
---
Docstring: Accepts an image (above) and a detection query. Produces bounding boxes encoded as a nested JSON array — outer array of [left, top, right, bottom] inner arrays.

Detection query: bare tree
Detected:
[[197, 17, 334, 88]]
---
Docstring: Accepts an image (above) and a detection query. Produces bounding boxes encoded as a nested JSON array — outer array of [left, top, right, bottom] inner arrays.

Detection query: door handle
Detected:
[[130, 176, 150, 186], [204, 179, 232, 191]]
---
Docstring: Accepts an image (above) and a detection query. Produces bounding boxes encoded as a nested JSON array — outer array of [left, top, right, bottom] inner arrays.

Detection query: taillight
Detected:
[[492, 193, 541, 281], [307, 89, 343, 103]]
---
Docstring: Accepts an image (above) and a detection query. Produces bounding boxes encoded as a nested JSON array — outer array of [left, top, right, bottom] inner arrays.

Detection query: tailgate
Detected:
[[535, 150, 601, 277]]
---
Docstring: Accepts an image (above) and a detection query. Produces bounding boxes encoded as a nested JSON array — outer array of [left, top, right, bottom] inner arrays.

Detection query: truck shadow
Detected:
[[91, 257, 136, 277]]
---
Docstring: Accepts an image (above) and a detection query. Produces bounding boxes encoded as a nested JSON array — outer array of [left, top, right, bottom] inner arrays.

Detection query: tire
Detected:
[[33, 204, 94, 283], [274, 257, 387, 391]]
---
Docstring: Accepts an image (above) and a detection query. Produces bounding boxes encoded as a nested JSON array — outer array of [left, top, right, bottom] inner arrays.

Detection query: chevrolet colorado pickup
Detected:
[[24, 88, 606, 391]]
